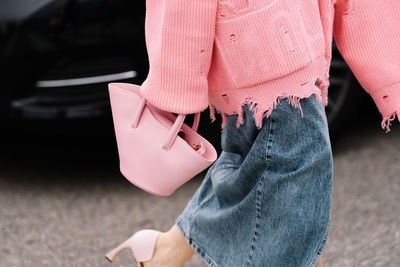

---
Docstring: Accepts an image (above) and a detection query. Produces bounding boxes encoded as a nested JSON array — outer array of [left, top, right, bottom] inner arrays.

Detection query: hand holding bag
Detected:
[[108, 83, 218, 196]]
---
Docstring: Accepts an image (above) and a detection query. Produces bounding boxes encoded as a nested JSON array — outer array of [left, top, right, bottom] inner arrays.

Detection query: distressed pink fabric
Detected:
[[140, 0, 400, 133]]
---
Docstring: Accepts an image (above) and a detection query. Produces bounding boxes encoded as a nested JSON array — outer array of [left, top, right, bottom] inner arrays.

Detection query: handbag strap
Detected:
[[162, 112, 201, 150], [162, 114, 186, 150], [132, 97, 201, 150], [131, 97, 147, 128]]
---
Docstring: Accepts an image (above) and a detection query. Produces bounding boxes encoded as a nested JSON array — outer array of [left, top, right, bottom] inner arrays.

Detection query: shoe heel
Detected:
[[105, 239, 130, 262], [105, 229, 161, 266]]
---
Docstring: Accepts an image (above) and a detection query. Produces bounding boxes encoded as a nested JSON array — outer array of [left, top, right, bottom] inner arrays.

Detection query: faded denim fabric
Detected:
[[175, 93, 333, 267]]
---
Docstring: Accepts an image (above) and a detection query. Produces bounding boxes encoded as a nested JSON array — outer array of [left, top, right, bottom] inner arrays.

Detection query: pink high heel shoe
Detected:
[[105, 229, 161, 267]]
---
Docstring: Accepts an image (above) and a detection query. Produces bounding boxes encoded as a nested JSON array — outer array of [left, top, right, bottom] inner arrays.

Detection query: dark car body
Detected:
[[1, 0, 147, 119]]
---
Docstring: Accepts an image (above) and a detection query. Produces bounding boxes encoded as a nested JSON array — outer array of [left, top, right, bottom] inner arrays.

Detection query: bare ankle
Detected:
[[161, 225, 195, 265], [142, 225, 194, 267]]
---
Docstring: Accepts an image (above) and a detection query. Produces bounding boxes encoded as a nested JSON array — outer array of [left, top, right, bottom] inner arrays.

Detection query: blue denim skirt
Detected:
[[175, 93, 333, 267]]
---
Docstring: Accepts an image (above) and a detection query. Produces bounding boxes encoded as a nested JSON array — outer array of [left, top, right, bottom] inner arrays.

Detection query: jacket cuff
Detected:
[[140, 77, 209, 115], [369, 81, 400, 132]]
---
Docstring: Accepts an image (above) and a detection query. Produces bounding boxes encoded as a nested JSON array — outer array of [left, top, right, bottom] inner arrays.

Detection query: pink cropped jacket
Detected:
[[140, 0, 400, 132]]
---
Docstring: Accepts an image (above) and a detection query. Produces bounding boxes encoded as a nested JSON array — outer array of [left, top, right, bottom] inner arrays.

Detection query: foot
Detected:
[[315, 257, 322, 267], [142, 224, 195, 267]]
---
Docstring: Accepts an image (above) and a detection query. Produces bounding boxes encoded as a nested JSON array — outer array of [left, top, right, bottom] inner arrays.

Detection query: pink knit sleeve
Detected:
[[333, 0, 400, 132], [139, 0, 217, 114]]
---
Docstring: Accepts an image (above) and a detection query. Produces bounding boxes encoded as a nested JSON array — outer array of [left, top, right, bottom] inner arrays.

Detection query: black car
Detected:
[[0, 0, 372, 149]]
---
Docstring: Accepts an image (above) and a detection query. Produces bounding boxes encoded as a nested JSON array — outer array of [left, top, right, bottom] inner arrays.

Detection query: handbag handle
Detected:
[[162, 112, 201, 150], [132, 97, 201, 150]]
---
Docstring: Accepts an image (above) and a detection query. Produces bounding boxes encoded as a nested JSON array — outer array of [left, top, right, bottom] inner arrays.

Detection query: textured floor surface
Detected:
[[1, 117, 399, 267]]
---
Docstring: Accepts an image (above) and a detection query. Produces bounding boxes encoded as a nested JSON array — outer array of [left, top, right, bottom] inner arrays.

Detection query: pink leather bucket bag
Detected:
[[108, 83, 218, 196]]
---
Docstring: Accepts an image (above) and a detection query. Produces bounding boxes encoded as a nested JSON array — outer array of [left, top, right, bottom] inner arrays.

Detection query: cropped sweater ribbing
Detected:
[[140, 0, 400, 132]]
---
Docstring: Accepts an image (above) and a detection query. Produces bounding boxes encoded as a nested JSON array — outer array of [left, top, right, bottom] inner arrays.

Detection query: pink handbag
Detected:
[[108, 83, 218, 196]]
